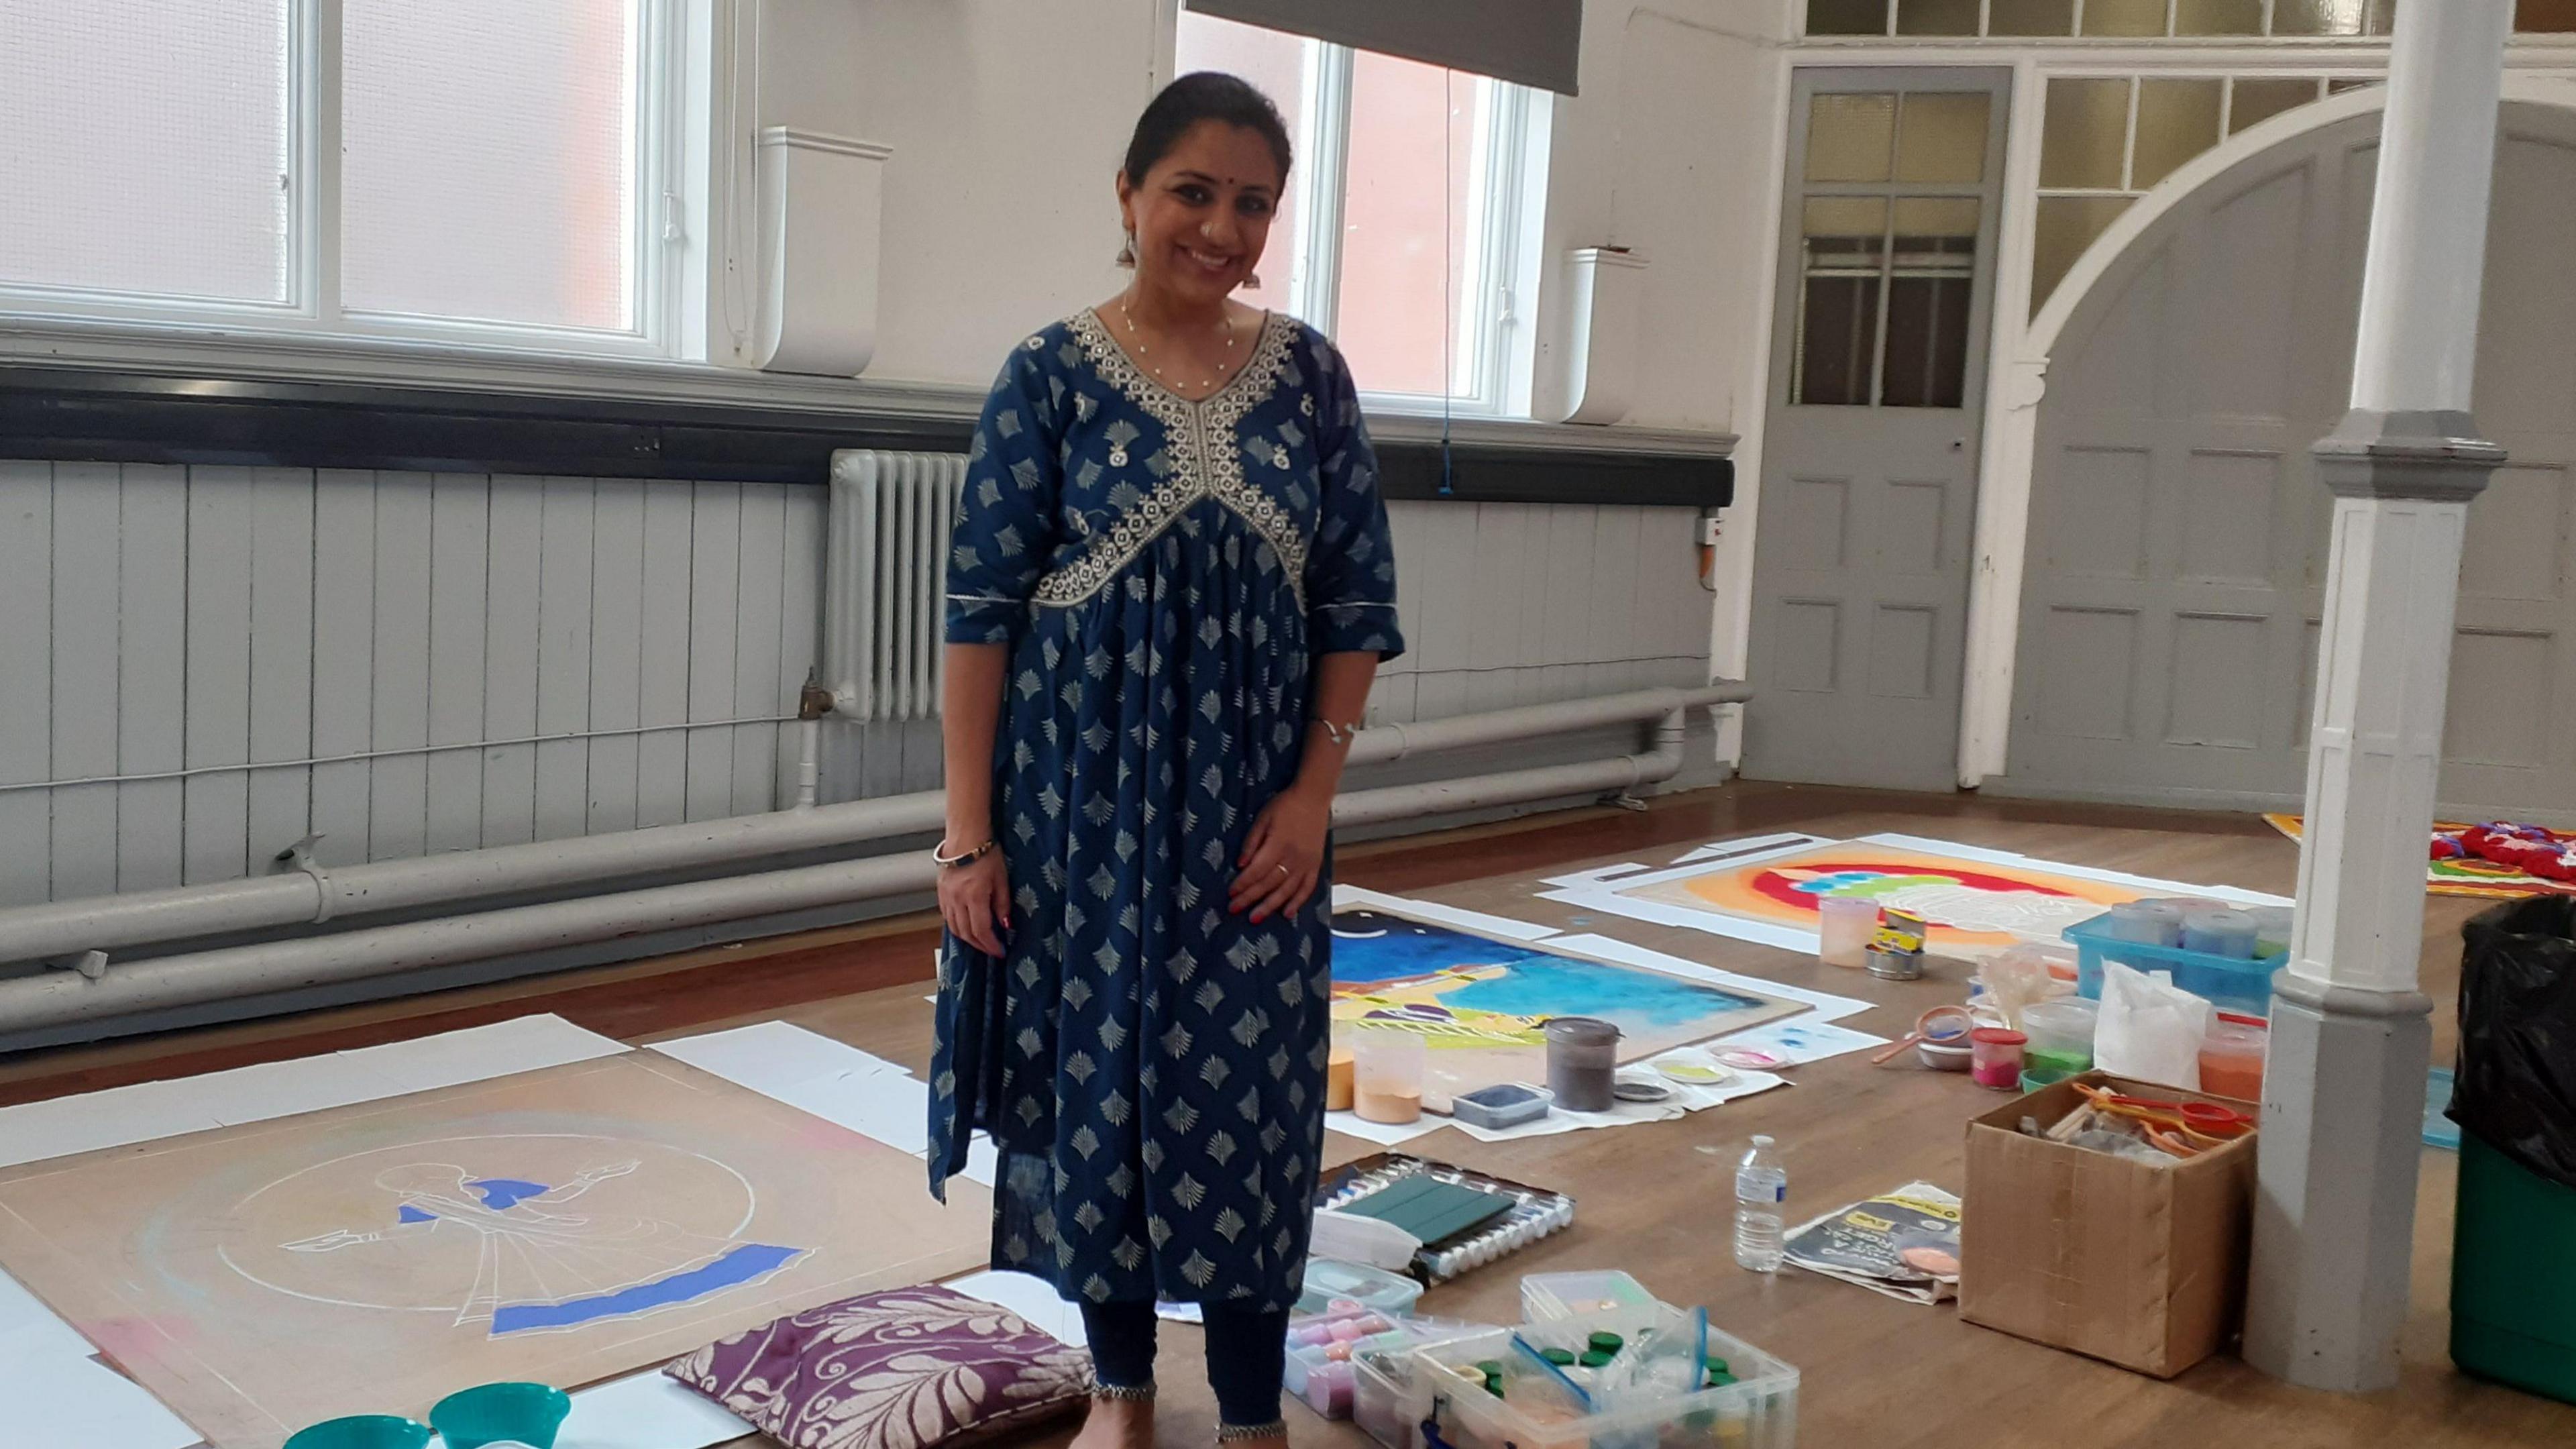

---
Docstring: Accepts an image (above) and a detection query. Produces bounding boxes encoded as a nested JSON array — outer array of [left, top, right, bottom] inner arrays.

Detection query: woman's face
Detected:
[[1119, 119, 1282, 308]]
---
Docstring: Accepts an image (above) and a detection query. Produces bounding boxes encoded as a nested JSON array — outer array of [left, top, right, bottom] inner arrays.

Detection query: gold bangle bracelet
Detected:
[[932, 838, 997, 869]]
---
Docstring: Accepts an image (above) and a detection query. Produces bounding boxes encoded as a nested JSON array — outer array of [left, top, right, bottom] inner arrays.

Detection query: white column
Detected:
[[2244, 0, 2513, 1395]]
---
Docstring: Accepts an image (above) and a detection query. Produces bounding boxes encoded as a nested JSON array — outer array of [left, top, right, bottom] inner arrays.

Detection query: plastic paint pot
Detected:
[[1351, 1030, 1427, 1124], [284, 1418, 432, 1449], [1818, 896, 1880, 968], [1545, 1016, 1621, 1112], [1969, 1028, 2027, 1090], [2018, 998, 2100, 1074], [2108, 900, 2186, 947], [429, 1383, 573, 1449], [2198, 1018, 2268, 1100], [1917, 1039, 1974, 1072], [2180, 908, 2259, 959]]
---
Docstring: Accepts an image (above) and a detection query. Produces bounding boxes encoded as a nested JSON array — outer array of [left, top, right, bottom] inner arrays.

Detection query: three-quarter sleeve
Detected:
[[945, 339, 1063, 644], [1304, 343, 1406, 661]]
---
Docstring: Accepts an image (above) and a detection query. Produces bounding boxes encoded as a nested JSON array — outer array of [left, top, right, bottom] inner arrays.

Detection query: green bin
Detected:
[[2452, 1130, 2576, 1404]]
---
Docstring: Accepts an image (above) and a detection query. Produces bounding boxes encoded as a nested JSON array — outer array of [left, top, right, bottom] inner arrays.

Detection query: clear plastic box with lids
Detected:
[[1519, 1269, 1663, 1326], [1401, 1310, 1799, 1449]]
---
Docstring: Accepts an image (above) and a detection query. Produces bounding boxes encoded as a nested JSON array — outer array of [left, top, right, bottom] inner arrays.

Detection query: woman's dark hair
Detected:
[[1123, 72, 1293, 189]]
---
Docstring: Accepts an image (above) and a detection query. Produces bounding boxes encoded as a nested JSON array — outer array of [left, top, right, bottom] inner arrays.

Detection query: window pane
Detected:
[[2040, 79, 2132, 191], [1884, 198, 1980, 409], [1895, 93, 1991, 184], [342, 0, 637, 330], [2082, 0, 2172, 34], [2229, 78, 2322, 134], [1807, 0, 1893, 35], [2132, 78, 2222, 190], [0, 1, 288, 303], [2031, 195, 2133, 313], [1334, 51, 1483, 398], [2273, 1, 2368, 34], [1174, 12, 1316, 319], [1807, 95, 1897, 184], [1796, 197, 1887, 407], [2174, 0, 2264, 32], [1989, 0, 2078, 34], [1895, 0, 1982, 34]]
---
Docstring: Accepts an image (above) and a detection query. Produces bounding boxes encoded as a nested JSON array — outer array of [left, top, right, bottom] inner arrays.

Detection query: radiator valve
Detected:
[[798, 670, 837, 721]]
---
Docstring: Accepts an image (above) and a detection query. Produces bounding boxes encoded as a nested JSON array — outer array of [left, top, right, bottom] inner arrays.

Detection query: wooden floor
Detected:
[[5, 782, 2565, 1448]]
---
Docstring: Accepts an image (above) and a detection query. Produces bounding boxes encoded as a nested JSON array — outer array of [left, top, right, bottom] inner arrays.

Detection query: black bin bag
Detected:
[[2451, 894, 2576, 1189]]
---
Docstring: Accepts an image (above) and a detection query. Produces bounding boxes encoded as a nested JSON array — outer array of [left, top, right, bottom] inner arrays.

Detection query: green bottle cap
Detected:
[[1474, 1360, 1503, 1377], [1587, 1331, 1623, 1354], [1540, 1347, 1576, 1366], [1704, 1356, 1730, 1375], [1578, 1349, 1614, 1369]]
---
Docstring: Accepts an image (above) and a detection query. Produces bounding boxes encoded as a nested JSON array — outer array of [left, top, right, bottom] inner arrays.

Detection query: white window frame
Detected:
[[1172, 9, 1554, 419], [0, 0, 700, 363]]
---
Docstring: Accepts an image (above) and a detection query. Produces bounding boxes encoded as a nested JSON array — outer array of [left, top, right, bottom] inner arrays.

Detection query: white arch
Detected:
[[1955, 73, 2576, 788]]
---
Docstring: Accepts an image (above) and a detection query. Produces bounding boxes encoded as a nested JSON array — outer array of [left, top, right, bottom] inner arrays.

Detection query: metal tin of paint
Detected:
[[1865, 943, 1926, 980]]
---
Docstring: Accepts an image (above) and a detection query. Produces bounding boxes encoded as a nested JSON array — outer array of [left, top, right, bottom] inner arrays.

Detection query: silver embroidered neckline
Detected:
[[1031, 311, 1309, 610]]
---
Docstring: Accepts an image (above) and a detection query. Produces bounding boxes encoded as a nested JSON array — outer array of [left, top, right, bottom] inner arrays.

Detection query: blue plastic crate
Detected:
[[2061, 912, 2283, 1018]]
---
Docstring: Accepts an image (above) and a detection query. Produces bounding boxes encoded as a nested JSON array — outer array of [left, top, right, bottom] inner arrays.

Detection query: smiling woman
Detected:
[[924, 71, 1406, 1449]]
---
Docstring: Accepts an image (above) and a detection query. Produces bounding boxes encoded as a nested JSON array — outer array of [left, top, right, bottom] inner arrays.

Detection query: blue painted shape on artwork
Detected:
[[488, 1243, 806, 1335], [1330, 910, 1759, 1029], [397, 1205, 437, 1224], [468, 1179, 550, 1210]]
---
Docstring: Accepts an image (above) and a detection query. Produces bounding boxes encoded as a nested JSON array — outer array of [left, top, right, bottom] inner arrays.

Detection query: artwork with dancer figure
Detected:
[[1329, 905, 1802, 1104], [0, 1053, 990, 1449]]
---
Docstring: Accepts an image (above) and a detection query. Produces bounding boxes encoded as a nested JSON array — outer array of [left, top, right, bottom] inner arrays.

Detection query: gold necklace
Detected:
[[1117, 295, 1242, 394]]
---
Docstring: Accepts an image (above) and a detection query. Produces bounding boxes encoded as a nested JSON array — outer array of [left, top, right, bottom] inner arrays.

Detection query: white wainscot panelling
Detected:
[[0, 464, 829, 904]]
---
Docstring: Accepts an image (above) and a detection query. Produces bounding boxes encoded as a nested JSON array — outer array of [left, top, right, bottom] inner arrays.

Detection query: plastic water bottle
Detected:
[[1733, 1134, 1786, 1273]]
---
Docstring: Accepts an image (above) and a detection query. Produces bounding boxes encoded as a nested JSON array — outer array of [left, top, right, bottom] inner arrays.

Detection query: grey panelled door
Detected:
[[1743, 69, 2010, 790], [2006, 103, 2576, 818]]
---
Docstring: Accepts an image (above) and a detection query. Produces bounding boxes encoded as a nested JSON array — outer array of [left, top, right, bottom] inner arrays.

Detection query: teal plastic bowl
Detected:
[[429, 1382, 573, 1449], [282, 1416, 431, 1449]]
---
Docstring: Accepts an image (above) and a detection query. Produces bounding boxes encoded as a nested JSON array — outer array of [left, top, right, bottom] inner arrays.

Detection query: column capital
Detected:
[[2312, 408, 2506, 502]]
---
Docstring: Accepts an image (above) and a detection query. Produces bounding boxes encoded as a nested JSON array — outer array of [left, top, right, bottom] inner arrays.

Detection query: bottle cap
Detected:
[[1587, 1331, 1623, 1353]]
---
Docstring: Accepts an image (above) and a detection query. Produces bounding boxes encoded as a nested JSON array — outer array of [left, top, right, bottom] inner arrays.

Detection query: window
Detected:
[[1806, 0, 2414, 38], [1175, 9, 1550, 413], [0, 0, 682, 355], [1792, 90, 1990, 409]]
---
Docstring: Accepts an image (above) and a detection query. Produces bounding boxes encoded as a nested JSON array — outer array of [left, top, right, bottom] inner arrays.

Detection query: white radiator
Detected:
[[826, 448, 969, 722]]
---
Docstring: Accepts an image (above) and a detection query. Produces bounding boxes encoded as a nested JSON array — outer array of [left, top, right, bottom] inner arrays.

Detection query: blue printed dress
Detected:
[[928, 309, 1403, 1311]]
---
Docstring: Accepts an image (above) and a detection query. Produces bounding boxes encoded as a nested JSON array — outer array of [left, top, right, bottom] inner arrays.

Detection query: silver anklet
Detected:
[[1091, 1381, 1157, 1402], [1214, 1420, 1285, 1442]]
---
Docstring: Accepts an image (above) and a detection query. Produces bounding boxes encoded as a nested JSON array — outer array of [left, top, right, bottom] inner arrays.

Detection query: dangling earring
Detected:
[[1116, 230, 1136, 268], [1243, 270, 1263, 290]]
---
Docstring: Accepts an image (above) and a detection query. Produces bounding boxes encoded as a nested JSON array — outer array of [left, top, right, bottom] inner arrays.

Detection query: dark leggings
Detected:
[[1081, 1300, 1289, 1434]]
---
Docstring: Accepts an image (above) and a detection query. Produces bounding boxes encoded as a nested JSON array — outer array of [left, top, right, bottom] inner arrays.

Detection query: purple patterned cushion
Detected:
[[664, 1283, 1093, 1449]]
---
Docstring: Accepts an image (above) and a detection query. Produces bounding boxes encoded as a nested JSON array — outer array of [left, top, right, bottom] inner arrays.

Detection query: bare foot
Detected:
[[1069, 1394, 1155, 1449]]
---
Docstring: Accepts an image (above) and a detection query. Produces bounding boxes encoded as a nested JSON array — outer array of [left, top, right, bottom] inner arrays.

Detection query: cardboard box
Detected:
[[1957, 1071, 2259, 1377]]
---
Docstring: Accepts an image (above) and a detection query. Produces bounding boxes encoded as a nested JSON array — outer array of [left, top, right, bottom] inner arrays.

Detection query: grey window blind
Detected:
[[1187, 0, 1582, 95]]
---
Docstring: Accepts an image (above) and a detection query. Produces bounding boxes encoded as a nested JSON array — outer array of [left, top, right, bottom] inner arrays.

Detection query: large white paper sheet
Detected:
[[1710, 1018, 1892, 1066], [338, 1013, 628, 1093], [0, 1266, 93, 1362], [1322, 1110, 1450, 1148], [1856, 833, 2291, 906], [561, 1368, 757, 1449], [648, 1020, 904, 1089], [0, 1352, 203, 1449], [186, 1054, 411, 1128], [0, 1079, 226, 1171]]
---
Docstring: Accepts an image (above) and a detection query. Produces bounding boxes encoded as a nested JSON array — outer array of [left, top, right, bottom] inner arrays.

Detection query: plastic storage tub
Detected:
[[2453, 1131, 2576, 1405], [1407, 1314, 1799, 1449], [1519, 1270, 1663, 1324], [1298, 1258, 1426, 1318], [2062, 912, 2281, 1017]]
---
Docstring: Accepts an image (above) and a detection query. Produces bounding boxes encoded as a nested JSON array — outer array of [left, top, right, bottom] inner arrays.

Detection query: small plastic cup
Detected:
[[1969, 1028, 2026, 1090], [1817, 896, 1880, 968], [2019, 998, 2100, 1076], [429, 1382, 573, 1449], [2198, 1018, 2268, 1100], [1350, 1029, 1427, 1124], [284, 1417, 432, 1449]]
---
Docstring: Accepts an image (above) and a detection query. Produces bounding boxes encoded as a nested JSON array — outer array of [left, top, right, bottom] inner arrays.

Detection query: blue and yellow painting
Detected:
[[1328, 908, 1790, 1055]]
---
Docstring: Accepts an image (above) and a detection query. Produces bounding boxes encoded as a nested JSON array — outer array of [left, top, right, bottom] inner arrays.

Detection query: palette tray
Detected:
[[1314, 1153, 1576, 1284]]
